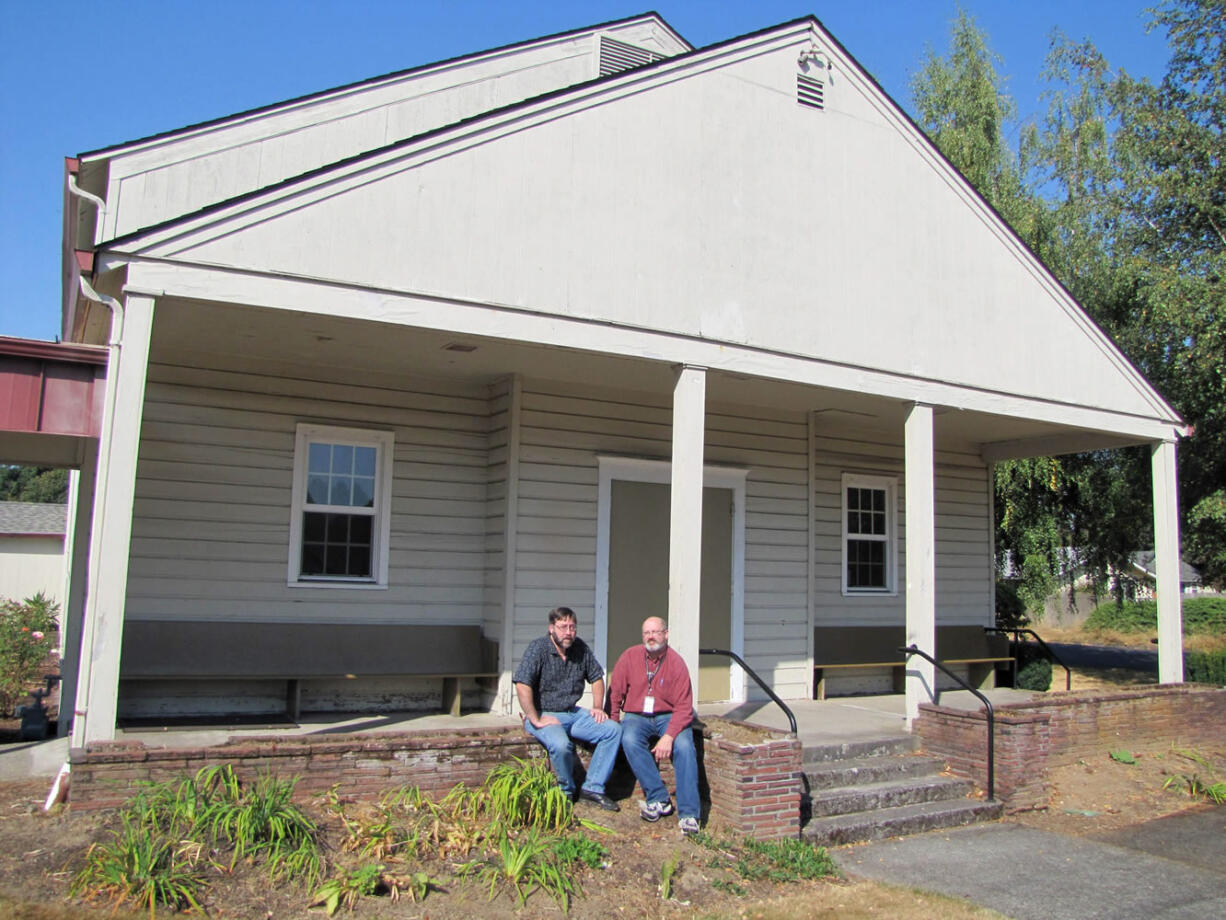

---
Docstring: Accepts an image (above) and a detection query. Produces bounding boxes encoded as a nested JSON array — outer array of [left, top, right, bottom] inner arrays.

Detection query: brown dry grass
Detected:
[[1035, 624, 1225, 655]]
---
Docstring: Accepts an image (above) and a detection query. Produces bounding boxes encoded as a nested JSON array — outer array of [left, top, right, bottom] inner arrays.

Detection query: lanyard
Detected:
[[644, 649, 664, 692]]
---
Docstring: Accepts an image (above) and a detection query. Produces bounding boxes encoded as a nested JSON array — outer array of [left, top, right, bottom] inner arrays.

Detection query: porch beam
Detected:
[[904, 403, 936, 725], [669, 365, 706, 692], [58, 462, 97, 736], [1151, 440, 1184, 683], [72, 292, 155, 747]]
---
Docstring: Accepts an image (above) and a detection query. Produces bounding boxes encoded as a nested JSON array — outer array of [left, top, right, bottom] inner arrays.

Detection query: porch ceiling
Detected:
[[150, 296, 1143, 456]]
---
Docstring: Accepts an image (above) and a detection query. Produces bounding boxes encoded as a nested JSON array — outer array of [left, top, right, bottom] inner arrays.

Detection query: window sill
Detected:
[[287, 580, 388, 590]]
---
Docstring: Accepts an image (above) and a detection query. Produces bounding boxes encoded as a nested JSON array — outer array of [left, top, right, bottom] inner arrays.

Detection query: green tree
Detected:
[[0, 466, 68, 503]]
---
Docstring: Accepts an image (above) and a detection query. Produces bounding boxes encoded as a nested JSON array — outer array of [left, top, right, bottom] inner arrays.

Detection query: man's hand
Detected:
[[588, 707, 608, 723], [533, 714, 562, 728], [652, 734, 674, 762]]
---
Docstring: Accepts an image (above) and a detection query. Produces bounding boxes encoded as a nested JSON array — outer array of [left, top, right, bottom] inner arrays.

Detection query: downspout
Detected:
[[67, 172, 107, 218], [49, 277, 124, 809]]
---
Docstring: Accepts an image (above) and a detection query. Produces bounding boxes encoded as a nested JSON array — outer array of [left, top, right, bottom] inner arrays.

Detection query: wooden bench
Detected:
[[119, 621, 498, 719], [812, 625, 1012, 700]]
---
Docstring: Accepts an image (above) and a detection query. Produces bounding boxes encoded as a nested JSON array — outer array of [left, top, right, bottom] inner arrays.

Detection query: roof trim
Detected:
[[0, 335, 108, 365], [78, 11, 691, 159]]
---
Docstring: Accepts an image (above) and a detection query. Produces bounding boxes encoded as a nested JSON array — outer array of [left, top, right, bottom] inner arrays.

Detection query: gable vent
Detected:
[[797, 73, 825, 110], [599, 36, 666, 76]]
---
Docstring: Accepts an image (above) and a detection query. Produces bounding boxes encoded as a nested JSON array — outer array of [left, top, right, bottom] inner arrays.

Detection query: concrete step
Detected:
[[805, 753, 948, 790], [801, 735, 916, 764], [807, 774, 974, 818], [803, 798, 1004, 846]]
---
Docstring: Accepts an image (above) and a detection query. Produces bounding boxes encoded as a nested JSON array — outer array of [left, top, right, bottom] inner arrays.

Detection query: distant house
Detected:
[[0, 501, 67, 605], [1127, 552, 1204, 597], [28, 12, 1191, 744]]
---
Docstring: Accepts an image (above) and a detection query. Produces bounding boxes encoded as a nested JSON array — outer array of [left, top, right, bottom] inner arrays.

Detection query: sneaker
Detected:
[[678, 816, 700, 837], [639, 799, 675, 822]]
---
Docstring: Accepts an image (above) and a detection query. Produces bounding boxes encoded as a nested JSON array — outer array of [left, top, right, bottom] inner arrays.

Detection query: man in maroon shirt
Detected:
[[607, 617, 700, 835]]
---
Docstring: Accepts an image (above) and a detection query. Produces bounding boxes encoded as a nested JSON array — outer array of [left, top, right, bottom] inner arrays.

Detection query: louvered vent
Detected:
[[797, 73, 825, 110], [599, 36, 666, 76]]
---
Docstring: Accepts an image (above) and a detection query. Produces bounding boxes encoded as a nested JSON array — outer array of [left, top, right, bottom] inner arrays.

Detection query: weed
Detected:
[[1110, 750, 1138, 765], [382, 869, 432, 903], [310, 863, 384, 915], [740, 837, 836, 881], [1165, 773, 1226, 804], [551, 833, 609, 869], [660, 850, 681, 900], [464, 830, 581, 912], [712, 878, 746, 896], [481, 757, 575, 833], [70, 813, 206, 915]]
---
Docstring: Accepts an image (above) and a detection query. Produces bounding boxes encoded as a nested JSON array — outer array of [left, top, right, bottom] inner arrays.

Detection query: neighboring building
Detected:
[[0, 502, 67, 605], [1127, 552, 1205, 597], [41, 12, 1188, 744]]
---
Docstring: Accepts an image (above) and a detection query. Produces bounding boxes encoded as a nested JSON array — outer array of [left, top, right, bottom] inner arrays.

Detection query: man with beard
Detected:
[[513, 606, 621, 810], [607, 617, 700, 835]]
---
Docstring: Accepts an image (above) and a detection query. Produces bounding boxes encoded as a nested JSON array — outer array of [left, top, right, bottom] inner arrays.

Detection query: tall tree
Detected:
[[0, 467, 68, 503]]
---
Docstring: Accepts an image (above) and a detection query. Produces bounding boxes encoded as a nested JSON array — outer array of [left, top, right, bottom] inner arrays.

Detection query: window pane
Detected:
[[306, 474, 329, 505], [325, 545, 348, 576], [348, 546, 370, 576], [333, 444, 354, 475], [308, 442, 332, 474], [301, 512, 374, 579], [354, 447, 376, 477], [872, 489, 885, 512], [847, 539, 886, 589], [301, 542, 325, 575], [330, 475, 352, 506], [847, 488, 860, 511], [326, 513, 349, 542], [350, 515, 372, 542], [351, 476, 374, 508], [303, 512, 326, 541]]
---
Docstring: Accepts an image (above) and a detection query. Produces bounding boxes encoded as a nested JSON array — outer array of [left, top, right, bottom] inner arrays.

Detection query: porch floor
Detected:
[[1, 689, 1040, 782]]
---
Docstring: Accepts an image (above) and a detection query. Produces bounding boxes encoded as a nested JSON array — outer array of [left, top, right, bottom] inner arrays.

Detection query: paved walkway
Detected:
[[834, 811, 1226, 920]]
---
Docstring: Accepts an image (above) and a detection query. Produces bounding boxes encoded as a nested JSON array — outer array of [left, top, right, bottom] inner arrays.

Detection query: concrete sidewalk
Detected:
[[834, 813, 1226, 920]]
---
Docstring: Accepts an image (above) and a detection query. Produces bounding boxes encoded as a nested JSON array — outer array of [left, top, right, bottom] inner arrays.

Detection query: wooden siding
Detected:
[[812, 425, 992, 694], [126, 362, 491, 625], [511, 379, 812, 699]]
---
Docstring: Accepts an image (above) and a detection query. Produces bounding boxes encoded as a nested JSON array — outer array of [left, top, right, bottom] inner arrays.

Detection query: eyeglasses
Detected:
[[552, 623, 577, 632]]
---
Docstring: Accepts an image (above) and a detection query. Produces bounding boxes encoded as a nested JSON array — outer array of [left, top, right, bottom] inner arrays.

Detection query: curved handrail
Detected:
[[899, 645, 995, 801], [699, 648, 797, 735], [985, 626, 1072, 691]]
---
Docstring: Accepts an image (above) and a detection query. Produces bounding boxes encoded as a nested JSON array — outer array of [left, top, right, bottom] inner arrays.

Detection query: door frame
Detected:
[[595, 455, 747, 703]]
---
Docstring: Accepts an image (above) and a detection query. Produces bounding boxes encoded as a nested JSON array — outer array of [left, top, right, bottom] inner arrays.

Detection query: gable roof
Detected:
[[79, 11, 692, 159], [93, 14, 1182, 438]]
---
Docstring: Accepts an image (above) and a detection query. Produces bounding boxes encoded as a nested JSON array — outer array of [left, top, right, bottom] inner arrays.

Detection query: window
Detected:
[[841, 474, 897, 595], [288, 424, 394, 587]]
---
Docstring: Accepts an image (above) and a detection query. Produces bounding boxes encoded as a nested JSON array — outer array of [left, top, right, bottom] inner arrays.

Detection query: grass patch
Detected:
[[1084, 597, 1226, 636], [692, 831, 838, 895]]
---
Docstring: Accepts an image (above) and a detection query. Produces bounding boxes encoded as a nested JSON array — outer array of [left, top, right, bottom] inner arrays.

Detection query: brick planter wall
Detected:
[[69, 719, 804, 839], [914, 685, 1226, 812], [700, 722, 803, 840]]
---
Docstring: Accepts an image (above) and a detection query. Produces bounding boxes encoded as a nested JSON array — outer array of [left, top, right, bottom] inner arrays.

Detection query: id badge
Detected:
[[643, 695, 655, 714]]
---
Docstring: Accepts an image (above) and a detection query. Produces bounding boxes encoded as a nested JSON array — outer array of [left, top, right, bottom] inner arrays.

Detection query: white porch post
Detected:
[[669, 365, 706, 692], [72, 292, 155, 747], [1151, 440, 1184, 684], [904, 403, 936, 725], [57, 461, 97, 737]]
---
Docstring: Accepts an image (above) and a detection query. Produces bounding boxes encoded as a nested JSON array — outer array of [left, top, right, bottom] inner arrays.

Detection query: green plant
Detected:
[[1085, 597, 1226, 636], [465, 830, 580, 912], [711, 878, 746, 896], [739, 837, 836, 881], [382, 869, 431, 903], [1014, 645, 1053, 691], [1164, 773, 1226, 804], [1110, 750, 1137, 765], [659, 850, 681, 900], [0, 594, 59, 717], [551, 833, 608, 869], [71, 812, 206, 915], [480, 757, 575, 833], [1185, 648, 1226, 686], [310, 863, 384, 915]]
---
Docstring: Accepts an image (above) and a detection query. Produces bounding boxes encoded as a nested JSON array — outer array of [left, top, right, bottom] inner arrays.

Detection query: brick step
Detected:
[[801, 735, 916, 765], [802, 798, 1004, 846], [807, 774, 974, 818], [804, 753, 948, 791]]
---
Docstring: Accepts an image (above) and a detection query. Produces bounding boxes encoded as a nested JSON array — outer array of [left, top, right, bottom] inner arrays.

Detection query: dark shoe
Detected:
[[578, 789, 620, 812]]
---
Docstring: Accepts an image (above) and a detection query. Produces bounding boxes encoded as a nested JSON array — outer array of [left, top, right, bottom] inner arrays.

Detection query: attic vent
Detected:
[[797, 73, 825, 110], [599, 36, 666, 76]]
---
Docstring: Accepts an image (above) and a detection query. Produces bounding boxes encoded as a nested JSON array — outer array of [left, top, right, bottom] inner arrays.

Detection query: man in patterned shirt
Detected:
[[513, 606, 622, 811]]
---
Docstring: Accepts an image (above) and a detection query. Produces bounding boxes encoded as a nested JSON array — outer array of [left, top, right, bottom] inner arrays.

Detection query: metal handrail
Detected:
[[699, 648, 797, 735], [985, 626, 1072, 691], [899, 645, 995, 801]]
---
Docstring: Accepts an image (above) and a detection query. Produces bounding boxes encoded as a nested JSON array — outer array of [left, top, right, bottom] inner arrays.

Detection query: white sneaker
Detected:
[[640, 799, 675, 822], [678, 816, 699, 836]]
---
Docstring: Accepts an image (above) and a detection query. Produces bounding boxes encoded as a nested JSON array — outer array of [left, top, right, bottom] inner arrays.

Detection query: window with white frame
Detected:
[[288, 424, 394, 586], [841, 473, 897, 594]]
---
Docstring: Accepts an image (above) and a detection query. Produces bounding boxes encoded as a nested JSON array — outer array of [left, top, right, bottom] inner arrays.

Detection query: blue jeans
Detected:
[[524, 707, 622, 796], [620, 712, 700, 820]]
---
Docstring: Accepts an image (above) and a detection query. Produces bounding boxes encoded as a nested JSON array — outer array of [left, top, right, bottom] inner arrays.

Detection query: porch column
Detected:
[[904, 403, 936, 725], [57, 460, 97, 736], [1151, 440, 1184, 683], [669, 365, 706, 692], [72, 292, 155, 747]]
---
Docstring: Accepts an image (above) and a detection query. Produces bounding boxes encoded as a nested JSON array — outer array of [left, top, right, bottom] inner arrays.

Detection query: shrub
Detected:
[[995, 580, 1029, 630], [1185, 648, 1226, 686], [1014, 645, 1052, 691], [1085, 597, 1226, 635], [0, 593, 59, 717]]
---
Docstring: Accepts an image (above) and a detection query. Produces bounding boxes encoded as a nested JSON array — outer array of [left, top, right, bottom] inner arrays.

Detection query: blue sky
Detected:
[[0, 1, 1170, 342]]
